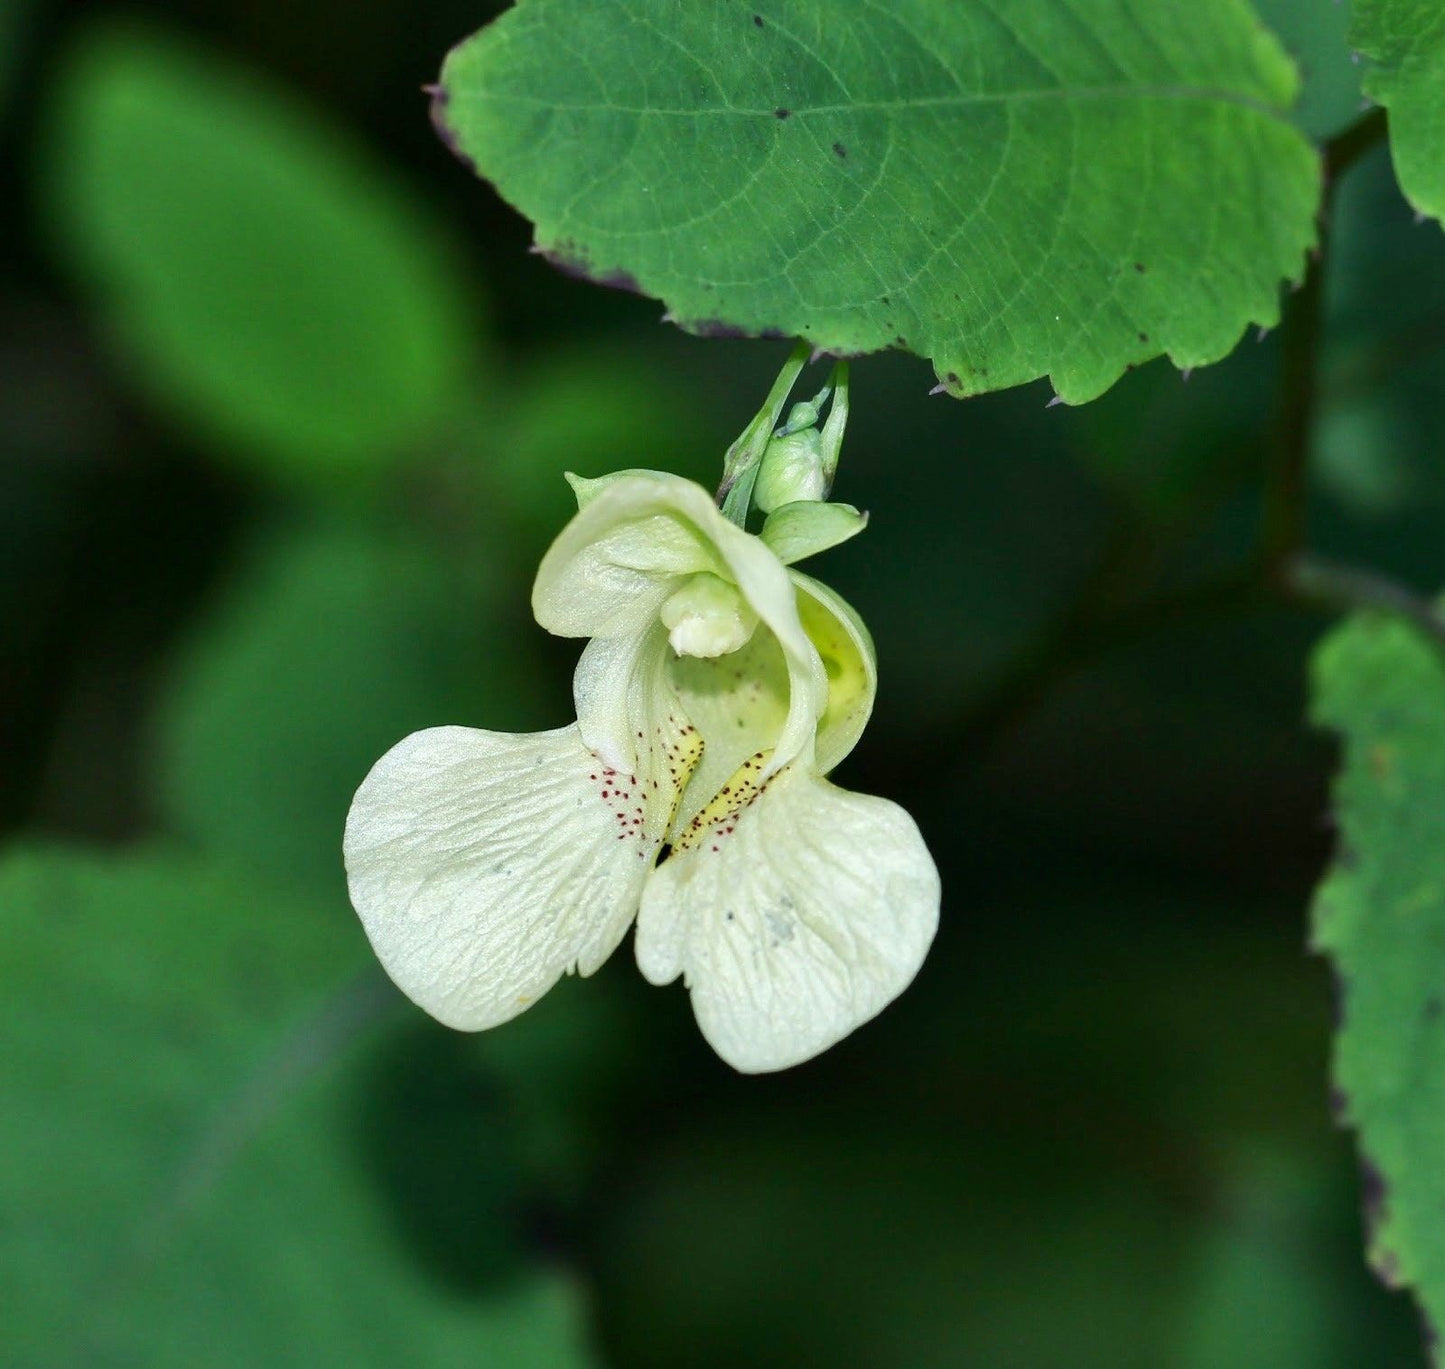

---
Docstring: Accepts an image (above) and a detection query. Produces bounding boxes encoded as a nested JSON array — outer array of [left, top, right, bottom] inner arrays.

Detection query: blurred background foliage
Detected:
[[0, 0, 1440, 1363]]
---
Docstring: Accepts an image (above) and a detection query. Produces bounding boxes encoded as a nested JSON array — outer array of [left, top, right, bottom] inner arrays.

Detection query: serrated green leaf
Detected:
[[0, 845, 595, 1367], [1353, 0, 1445, 225], [156, 523, 534, 901], [1311, 612, 1445, 1349], [437, 0, 1320, 403], [44, 25, 482, 490]]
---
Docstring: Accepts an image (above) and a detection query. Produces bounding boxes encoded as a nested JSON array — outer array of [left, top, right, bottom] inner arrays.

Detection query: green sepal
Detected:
[[760, 501, 868, 565]]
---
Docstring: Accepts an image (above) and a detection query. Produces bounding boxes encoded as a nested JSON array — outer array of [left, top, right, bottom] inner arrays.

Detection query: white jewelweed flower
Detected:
[[344, 470, 939, 1073]]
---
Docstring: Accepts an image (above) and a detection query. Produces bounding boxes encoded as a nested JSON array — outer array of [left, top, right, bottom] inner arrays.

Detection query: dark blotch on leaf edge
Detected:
[[534, 241, 644, 297], [427, 83, 478, 176], [1358, 1155, 1401, 1284], [682, 317, 789, 342]]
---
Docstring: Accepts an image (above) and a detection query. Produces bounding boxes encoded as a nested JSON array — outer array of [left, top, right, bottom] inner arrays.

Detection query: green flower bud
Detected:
[[754, 430, 828, 514]]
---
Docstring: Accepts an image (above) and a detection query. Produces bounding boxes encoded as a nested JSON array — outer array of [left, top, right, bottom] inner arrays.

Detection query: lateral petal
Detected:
[[573, 623, 703, 808], [344, 724, 659, 1030], [635, 766, 939, 1073]]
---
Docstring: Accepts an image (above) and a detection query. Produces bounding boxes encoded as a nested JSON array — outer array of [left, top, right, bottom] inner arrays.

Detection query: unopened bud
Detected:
[[754, 430, 828, 514]]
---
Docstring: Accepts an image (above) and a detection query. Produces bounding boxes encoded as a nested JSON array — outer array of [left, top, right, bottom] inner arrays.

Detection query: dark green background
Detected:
[[2, 0, 1440, 1362]]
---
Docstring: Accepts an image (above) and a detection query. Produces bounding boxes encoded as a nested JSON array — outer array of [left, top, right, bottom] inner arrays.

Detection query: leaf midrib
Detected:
[[455, 83, 1291, 126]]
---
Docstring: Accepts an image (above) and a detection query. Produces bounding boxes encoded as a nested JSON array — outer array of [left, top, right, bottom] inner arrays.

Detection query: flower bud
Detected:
[[754, 430, 828, 514]]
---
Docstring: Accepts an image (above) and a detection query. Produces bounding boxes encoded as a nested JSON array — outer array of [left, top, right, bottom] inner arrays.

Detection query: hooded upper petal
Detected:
[[344, 724, 663, 1030], [634, 765, 940, 1073], [532, 473, 723, 640], [535, 472, 827, 779]]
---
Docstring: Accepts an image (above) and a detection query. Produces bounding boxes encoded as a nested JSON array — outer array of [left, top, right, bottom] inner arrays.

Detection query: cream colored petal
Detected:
[[705, 509, 826, 777], [665, 619, 790, 833], [572, 623, 703, 807], [532, 474, 723, 640], [345, 724, 660, 1031], [635, 766, 939, 1073], [791, 572, 877, 776], [564, 469, 665, 509]]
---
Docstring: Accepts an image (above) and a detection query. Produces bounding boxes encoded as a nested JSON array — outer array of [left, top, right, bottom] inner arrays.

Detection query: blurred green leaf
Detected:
[[596, 902, 1403, 1368], [437, 0, 1320, 403], [483, 344, 700, 536], [1316, 394, 1417, 520], [1075, 346, 1271, 521], [0, 844, 595, 1367], [156, 521, 537, 902], [469, 969, 656, 1200], [1252, 0, 1361, 138], [44, 24, 483, 491], [1311, 611, 1445, 1352], [1353, 0, 1445, 224], [1175, 1145, 1359, 1369], [0, 0, 34, 117]]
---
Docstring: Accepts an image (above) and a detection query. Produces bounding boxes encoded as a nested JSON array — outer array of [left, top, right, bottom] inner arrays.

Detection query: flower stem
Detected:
[[718, 340, 811, 524], [1285, 555, 1445, 651], [1261, 237, 1325, 580], [1261, 106, 1388, 584]]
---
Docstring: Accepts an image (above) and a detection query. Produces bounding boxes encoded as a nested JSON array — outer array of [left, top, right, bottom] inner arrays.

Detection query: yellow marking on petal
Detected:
[[657, 720, 707, 835], [673, 749, 775, 854]]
